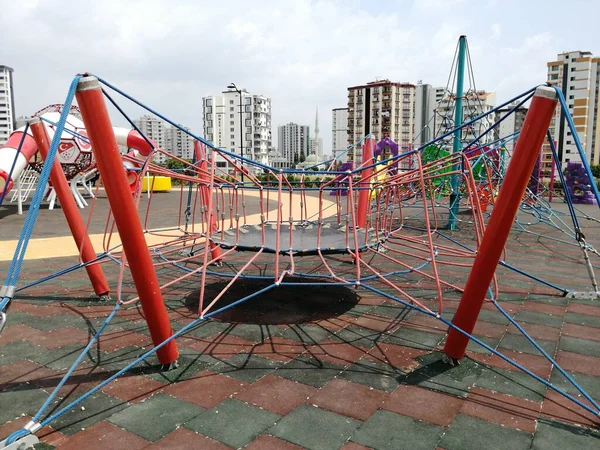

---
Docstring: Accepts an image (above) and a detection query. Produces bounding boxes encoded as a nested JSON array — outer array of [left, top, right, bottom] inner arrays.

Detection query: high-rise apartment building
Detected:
[[332, 107, 348, 161], [203, 89, 272, 174], [414, 82, 438, 147], [546, 50, 600, 174], [347, 80, 416, 159], [0, 66, 16, 145], [166, 125, 194, 160], [133, 115, 168, 164], [494, 102, 528, 153], [277, 122, 310, 168]]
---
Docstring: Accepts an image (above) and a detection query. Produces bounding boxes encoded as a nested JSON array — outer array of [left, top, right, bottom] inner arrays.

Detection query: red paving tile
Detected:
[[482, 302, 520, 314], [144, 427, 233, 449], [460, 387, 540, 433], [100, 374, 165, 404], [353, 314, 398, 332], [555, 350, 600, 377], [340, 443, 374, 450], [312, 316, 356, 332], [472, 320, 507, 339], [405, 315, 448, 334], [308, 339, 366, 365], [520, 301, 566, 316], [365, 343, 427, 371], [381, 384, 464, 426], [30, 327, 91, 350], [561, 322, 600, 342], [505, 322, 561, 342], [253, 337, 308, 362], [309, 379, 388, 421], [358, 295, 387, 306], [163, 371, 245, 408], [180, 335, 256, 359], [567, 303, 600, 317], [540, 390, 600, 428], [471, 348, 553, 379], [100, 330, 151, 352], [57, 421, 150, 450], [0, 324, 41, 345], [234, 374, 317, 415], [12, 303, 79, 318], [0, 360, 59, 389], [245, 434, 304, 450], [39, 426, 69, 447]]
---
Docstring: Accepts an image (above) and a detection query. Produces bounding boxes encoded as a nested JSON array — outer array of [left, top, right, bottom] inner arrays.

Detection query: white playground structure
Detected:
[[8, 166, 97, 215]]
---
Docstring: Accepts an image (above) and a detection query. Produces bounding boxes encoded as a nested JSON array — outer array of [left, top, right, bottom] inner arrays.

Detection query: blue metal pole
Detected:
[[447, 35, 467, 230]]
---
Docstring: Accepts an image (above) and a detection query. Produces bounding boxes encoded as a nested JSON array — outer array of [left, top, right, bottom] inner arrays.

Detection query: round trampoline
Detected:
[[212, 222, 387, 255]]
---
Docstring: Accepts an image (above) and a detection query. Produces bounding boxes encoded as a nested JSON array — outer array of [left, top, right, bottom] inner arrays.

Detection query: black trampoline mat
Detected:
[[212, 223, 385, 255]]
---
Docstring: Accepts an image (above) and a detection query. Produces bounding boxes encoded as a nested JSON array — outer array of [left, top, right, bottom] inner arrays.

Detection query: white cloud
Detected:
[[0, 0, 596, 154]]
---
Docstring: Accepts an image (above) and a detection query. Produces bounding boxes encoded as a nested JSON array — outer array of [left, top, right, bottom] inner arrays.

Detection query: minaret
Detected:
[[311, 106, 322, 158]]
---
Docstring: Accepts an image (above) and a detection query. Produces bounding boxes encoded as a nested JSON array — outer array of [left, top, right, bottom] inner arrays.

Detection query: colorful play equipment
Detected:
[[141, 175, 172, 192], [0, 105, 157, 209], [1, 70, 600, 448], [564, 161, 597, 205]]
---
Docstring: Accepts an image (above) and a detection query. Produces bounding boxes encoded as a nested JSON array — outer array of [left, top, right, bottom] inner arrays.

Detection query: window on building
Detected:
[[570, 77, 576, 81], [230, 100, 234, 104], [551, 65, 559, 71], [230, 127, 235, 132], [571, 67, 575, 72], [230, 107, 234, 111], [230, 121, 234, 125], [230, 114, 234, 118], [569, 95, 574, 99]]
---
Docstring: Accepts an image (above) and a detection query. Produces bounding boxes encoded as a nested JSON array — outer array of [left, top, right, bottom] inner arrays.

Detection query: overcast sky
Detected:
[[1, 0, 598, 154]]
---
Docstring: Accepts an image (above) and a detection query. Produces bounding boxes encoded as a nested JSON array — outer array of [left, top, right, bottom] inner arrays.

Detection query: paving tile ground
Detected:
[[1, 194, 600, 449]]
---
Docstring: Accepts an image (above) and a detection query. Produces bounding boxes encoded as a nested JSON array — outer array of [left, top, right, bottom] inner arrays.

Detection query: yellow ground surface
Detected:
[[0, 189, 335, 261]]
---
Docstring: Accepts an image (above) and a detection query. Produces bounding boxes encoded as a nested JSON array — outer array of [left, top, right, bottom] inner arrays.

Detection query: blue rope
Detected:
[[4, 283, 277, 444], [32, 302, 122, 422], [1, 76, 82, 312], [491, 299, 600, 411], [359, 283, 600, 417]]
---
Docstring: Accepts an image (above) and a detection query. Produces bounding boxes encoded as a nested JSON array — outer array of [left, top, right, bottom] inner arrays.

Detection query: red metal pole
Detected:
[[29, 118, 110, 298], [194, 141, 221, 261], [357, 136, 374, 228], [75, 76, 178, 365], [443, 86, 557, 361]]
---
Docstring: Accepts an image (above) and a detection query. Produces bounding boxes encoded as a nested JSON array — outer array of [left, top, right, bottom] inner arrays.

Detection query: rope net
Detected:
[[1, 74, 600, 445]]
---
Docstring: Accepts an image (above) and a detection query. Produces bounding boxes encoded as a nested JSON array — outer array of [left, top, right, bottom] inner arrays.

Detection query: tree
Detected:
[[590, 164, 600, 179], [164, 158, 188, 171]]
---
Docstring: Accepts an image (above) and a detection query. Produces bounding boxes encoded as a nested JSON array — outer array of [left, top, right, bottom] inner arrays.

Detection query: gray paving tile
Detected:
[[440, 414, 532, 450], [270, 404, 360, 450], [108, 393, 204, 442], [352, 409, 444, 450], [532, 419, 600, 450], [185, 398, 280, 448]]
